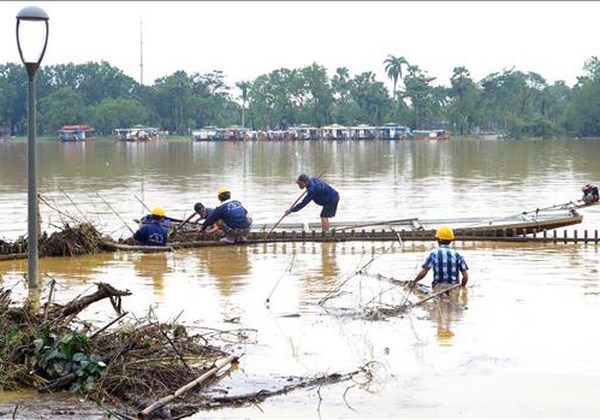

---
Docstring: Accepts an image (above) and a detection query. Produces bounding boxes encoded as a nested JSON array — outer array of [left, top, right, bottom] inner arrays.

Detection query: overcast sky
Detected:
[[2, 1, 600, 94]]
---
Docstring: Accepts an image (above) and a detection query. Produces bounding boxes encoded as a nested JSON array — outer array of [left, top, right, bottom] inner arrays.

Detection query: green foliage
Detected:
[[3, 55, 600, 137], [32, 329, 106, 393], [0, 327, 28, 390]]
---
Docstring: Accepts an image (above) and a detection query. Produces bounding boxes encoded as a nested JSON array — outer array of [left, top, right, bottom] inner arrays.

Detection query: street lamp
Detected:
[[16, 6, 49, 289]]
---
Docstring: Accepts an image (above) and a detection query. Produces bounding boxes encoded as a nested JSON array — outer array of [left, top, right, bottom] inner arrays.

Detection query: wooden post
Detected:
[[512, 228, 517, 237], [282, 231, 287, 242], [564, 230, 567, 244], [553, 230, 557, 244], [291, 231, 297, 242], [595, 230, 598, 244], [574, 229, 578, 244], [584, 230, 588, 243]]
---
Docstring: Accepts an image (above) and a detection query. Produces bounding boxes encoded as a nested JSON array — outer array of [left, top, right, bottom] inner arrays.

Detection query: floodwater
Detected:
[[1, 137, 600, 417]]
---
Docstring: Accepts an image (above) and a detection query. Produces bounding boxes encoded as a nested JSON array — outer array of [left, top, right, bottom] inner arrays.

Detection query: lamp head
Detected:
[[16, 6, 49, 78]]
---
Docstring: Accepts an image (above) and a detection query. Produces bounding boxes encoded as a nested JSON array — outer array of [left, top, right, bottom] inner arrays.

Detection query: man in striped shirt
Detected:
[[411, 225, 469, 288]]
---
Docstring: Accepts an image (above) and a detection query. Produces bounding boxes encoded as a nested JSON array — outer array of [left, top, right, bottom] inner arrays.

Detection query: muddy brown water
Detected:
[[1, 137, 599, 417]]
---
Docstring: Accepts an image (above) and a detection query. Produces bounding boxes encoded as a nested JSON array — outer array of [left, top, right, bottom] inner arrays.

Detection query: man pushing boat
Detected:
[[284, 173, 340, 231], [200, 187, 253, 244]]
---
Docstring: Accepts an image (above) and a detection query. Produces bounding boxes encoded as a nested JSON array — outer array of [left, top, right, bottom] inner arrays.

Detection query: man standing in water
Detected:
[[410, 225, 469, 288], [284, 173, 340, 231]]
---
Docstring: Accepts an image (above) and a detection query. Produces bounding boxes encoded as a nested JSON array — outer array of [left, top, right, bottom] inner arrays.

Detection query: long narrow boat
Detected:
[[167, 207, 583, 245]]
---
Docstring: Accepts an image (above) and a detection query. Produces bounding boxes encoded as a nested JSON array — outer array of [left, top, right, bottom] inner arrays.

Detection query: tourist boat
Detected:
[[192, 126, 220, 141], [115, 126, 164, 141], [288, 124, 320, 140], [57, 125, 95, 141], [348, 125, 377, 140], [376, 123, 411, 140], [411, 129, 449, 141], [321, 124, 350, 140]]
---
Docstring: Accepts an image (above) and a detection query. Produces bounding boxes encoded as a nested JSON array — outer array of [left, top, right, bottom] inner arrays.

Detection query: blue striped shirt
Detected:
[[422, 244, 468, 286]]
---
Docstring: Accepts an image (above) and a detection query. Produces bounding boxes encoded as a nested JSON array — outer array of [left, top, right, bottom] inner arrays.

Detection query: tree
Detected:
[[383, 55, 409, 100], [39, 88, 88, 132], [89, 97, 149, 135], [235, 80, 251, 127], [349, 71, 392, 125], [448, 66, 480, 135]]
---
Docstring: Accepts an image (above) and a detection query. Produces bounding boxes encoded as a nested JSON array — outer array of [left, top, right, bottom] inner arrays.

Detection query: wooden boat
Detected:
[[167, 207, 583, 245]]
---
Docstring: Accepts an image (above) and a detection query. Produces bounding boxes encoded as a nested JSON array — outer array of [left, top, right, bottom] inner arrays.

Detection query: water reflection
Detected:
[[429, 287, 469, 347], [131, 253, 169, 297], [200, 247, 251, 297]]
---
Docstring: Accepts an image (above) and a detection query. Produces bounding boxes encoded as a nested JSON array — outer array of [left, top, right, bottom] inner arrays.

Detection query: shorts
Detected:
[[219, 217, 253, 236], [320, 198, 339, 218]]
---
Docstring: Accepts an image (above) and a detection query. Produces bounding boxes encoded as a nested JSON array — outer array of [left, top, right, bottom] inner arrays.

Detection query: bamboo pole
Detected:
[[410, 283, 462, 307], [139, 354, 238, 418]]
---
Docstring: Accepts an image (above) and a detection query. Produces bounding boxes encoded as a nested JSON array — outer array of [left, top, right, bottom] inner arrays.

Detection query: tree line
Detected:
[[2, 55, 600, 139]]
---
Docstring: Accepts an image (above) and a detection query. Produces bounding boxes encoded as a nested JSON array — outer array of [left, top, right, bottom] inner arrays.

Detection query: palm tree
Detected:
[[383, 55, 409, 99], [236, 80, 251, 127]]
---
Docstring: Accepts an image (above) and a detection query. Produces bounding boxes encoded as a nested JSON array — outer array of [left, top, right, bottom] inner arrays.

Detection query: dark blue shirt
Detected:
[[422, 244, 468, 286], [202, 200, 250, 230], [291, 177, 339, 212], [134, 222, 168, 246]]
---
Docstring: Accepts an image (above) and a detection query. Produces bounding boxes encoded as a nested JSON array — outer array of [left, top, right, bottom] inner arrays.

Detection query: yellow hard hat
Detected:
[[435, 225, 455, 241], [217, 187, 230, 197], [151, 206, 165, 217]]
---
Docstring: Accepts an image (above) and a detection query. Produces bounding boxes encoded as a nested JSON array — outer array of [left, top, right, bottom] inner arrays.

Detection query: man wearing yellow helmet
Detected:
[[411, 225, 469, 288], [201, 187, 252, 244], [139, 206, 172, 230], [134, 206, 168, 246]]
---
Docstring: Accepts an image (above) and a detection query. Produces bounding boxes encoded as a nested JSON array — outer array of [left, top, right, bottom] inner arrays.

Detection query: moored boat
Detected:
[[376, 123, 411, 140], [57, 124, 95, 141]]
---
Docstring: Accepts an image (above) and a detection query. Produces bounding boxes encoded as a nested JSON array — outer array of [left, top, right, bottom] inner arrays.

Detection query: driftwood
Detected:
[[139, 355, 238, 418], [60, 282, 131, 318]]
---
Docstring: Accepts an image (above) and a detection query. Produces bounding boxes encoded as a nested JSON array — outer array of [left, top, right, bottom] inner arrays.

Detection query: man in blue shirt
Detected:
[[193, 202, 217, 233], [284, 173, 340, 231], [411, 225, 469, 288], [134, 206, 168, 246], [201, 187, 252, 244]]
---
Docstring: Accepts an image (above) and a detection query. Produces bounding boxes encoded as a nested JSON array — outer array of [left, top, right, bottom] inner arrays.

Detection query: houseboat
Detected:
[[411, 129, 450, 141], [289, 124, 320, 140], [348, 124, 377, 140], [57, 125, 95, 141], [221, 126, 250, 141], [192, 126, 220, 141], [321, 124, 350, 140], [115, 126, 163, 141], [376, 123, 410, 140]]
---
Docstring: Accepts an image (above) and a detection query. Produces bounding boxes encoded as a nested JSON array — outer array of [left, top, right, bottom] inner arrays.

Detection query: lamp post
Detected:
[[16, 6, 49, 289]]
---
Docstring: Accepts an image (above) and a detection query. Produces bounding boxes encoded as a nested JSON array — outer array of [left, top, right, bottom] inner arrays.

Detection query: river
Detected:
[[1, 137, 599, 417]]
